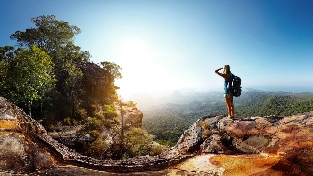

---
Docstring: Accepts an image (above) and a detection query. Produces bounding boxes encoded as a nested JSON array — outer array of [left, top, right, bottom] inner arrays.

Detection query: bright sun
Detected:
[[116, 38, 187, 99]]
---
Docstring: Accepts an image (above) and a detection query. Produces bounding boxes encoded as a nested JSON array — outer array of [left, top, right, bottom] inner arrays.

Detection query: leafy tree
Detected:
[[1, 45, 55, 116], [10, 15, 90, 69], [124, 127, 154, 158], [11, 15, 81, 54], [9, 15, 92, 119], [100, 61, 122, 80], [100, 61, 122, 102]]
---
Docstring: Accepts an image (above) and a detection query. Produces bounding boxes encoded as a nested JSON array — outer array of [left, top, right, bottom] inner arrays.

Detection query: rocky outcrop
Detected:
[[118, 104, 143, 128], [0, 97, 55, 173], [1, 96, 313, 175], [172, 114, 313, 175]]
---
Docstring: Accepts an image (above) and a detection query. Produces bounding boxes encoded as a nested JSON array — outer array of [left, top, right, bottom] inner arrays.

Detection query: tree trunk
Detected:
[[28, 100, 32, 117]]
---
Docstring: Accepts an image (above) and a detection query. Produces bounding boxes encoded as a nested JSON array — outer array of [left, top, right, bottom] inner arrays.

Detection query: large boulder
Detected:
[[0, 97, 54, 173], [170, 113, 313, 175]]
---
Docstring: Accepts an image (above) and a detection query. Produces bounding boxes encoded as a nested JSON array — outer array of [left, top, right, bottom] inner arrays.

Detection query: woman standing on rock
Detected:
[[215, 65, 234, 119]]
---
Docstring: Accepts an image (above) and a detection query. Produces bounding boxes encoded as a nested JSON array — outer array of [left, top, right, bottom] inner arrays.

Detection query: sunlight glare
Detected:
[[115, 38, 189, 99]]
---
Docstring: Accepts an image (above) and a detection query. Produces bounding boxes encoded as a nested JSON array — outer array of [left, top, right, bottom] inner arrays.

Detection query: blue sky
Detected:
[[1, 0, 313, 99]]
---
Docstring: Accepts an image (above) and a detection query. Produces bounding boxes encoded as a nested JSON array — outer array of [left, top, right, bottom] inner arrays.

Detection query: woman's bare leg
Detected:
[[230, 96, 234, 116], [225, 97, 232, 117], [225, 96, 234, 117]]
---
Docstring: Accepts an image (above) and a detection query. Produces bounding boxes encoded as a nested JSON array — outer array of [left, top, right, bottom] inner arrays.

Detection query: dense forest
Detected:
[[0, 15, 165, 159], [142, 90, 313, 145]]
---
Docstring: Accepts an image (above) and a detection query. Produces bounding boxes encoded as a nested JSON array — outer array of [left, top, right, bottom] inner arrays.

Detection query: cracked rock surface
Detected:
[[1, 96, 313, 175]]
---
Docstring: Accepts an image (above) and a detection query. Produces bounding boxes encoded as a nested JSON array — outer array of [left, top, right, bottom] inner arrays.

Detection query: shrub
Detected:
[[87, 137, 110, 159], [89, 104, 99, 115], [103, 104, 117, 119], [113, 117, 120, 125], [84, 117, 105, 132], [77, 108, 87, 119], [63, 117, 78, 126], [150, 144, 169, 156], [123, 127, 154, 158], [94, 111, 104, 119], [126, 101, 137, 107]]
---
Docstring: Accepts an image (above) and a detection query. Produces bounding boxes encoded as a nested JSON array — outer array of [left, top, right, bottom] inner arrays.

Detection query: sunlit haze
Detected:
[[1, 0, 313, 100]]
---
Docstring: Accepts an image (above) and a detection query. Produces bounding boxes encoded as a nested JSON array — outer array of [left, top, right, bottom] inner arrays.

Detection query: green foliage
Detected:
[[87, 137, 110, 160], [235, 92, 313, 116], [89, 104, 99, 113], [143, 109, 192, 144], [63, 117, 78, 126], [80, 104, 120, 136], [100, 61, 122, 80], [150, 144, 169, 156], [77, 108, 88, 119], [84, 117, 108, 132], [125, 101, 138, 110], [10, 15, 82, 55], [103, 104, 118, 119], [0, 45, 56, 115], [81, 123, 168, 159], [123, 127, 154, 158], [99, 61, 122, 102]]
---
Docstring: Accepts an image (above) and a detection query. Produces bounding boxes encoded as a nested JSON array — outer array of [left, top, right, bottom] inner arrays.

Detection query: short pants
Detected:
[[224, 93, 232, 98]]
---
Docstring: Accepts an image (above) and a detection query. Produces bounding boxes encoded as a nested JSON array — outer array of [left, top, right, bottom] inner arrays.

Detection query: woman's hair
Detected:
[[223, 65, 231, 75]]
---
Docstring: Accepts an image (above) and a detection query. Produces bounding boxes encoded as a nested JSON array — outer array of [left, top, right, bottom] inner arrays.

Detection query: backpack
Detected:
[[229, 74, 241, 97]]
